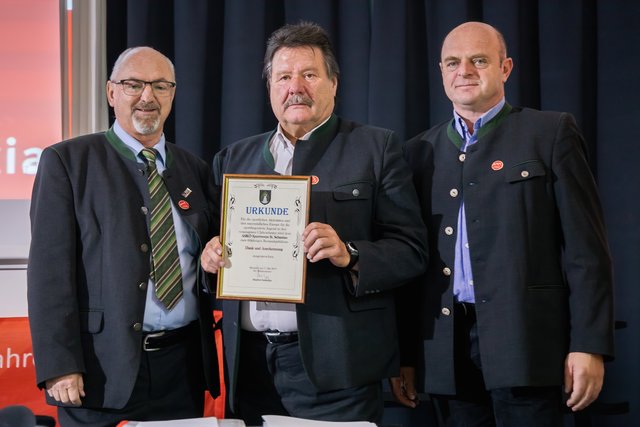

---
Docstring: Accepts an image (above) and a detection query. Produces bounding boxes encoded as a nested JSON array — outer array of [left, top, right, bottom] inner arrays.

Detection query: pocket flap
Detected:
[[506, 161, 546, 183], [80, 310, 104, 333], [333, 181, 373, 201]]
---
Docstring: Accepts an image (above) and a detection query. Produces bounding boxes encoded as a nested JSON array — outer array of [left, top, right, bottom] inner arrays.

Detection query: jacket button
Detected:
[[459, 153, 466, 162], [443, 267, 452, 276], [138, 168, 145, 176], [138, 281, 147, 291], [441, 307, 451, 316], [521, 170, 529, 178], [132, 322, 142, 331], [141, 206, 148, 215], [445, 226, 454, 235], [352, 188, 360, 197], [449, 188, 459, 197], [140, 243, 149, 252]]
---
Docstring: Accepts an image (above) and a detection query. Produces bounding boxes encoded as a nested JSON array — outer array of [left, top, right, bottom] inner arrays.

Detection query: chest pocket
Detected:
[[506, 160, 546, 183], [332, 181, 373, 201], [327, 181, 374, 237]]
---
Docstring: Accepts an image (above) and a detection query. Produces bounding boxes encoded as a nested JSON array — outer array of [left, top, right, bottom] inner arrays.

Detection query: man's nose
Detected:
[[288, 75, 304, 94], [140, 83, 156, 101], [457, 61, 474, 76]]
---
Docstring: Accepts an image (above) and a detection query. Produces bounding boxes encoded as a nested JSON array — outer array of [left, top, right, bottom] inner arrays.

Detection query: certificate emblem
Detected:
[[259, 189, 272, 205]]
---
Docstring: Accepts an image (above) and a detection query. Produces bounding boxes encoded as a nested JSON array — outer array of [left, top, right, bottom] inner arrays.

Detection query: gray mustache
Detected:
[[135, 102, 159, 110], [284, 94, 313, 108]]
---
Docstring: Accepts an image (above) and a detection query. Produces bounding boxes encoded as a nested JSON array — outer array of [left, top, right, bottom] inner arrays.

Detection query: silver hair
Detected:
[[109, 46, 175, 81]]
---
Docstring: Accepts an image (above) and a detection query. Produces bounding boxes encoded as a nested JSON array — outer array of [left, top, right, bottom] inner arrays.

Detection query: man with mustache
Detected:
[[392, 22, 614, 426], [200, 22, 427, 425], [28, 47, 219, 426]]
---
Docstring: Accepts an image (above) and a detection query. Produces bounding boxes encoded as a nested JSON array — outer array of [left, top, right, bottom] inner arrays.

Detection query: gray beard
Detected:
[[133, 115, 160, 135]]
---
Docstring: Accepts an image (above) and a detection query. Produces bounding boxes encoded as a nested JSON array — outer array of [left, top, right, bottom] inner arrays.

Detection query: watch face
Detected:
[[345, 241, 359, 270]]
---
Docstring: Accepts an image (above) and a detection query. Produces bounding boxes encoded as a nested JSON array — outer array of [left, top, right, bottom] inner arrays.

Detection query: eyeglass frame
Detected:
[[111, 79, 177, 97]]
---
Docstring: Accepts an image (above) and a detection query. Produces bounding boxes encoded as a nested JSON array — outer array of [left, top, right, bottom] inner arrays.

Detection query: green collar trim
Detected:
[[446, 103, 514, 149], [261, 114, 338, 170], [309, 114, 338, 141], [105, 127, 173, 166], [262, 132, 276, 169]]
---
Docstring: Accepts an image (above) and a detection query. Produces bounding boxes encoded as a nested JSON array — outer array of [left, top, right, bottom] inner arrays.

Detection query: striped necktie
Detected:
[[141, 148, 183, 310]]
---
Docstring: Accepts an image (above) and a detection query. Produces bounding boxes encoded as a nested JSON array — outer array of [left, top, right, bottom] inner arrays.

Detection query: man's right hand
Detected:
[[46, 373, 85, 406], [390, 366, 419, 408]]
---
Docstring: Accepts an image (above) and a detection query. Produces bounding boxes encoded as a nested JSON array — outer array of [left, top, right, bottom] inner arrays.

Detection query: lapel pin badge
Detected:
[[178, 200, 190, 210], [491, 160, 504, 171], [181, 187, 192, 198], [311, 175, 320, 185]]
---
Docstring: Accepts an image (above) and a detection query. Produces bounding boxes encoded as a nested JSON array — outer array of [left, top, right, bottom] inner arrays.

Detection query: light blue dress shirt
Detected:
[[452, 99, 505, 303], [113, 121, 198, 331]]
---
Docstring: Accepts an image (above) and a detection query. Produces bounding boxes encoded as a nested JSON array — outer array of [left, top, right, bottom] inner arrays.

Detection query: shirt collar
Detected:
[[113, 120, 167, 167], [274, 115, 332, 144], [453, 98, 506, 140]]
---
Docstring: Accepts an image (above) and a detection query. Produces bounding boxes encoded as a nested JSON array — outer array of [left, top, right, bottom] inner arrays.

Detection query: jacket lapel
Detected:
[[292, 115, 338, 175]]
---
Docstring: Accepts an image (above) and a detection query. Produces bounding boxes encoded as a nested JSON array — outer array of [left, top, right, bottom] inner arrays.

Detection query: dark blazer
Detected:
[[212, 115, 428, 409], [27, 129, 219, 409], [399, 105, 614, 395]]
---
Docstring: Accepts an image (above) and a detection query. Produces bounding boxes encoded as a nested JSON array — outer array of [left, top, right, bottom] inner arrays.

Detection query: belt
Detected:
[[245, 330, 299, 344], [142, 321, 197, 352], [263, 330, 298, 344]]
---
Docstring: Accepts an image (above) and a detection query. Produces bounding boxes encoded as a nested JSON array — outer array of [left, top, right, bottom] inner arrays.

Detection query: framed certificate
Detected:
[[217, 174, 311, 302]]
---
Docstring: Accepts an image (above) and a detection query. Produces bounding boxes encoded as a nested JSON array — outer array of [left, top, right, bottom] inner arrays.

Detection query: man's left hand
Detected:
[[302, 222, 350, 267], [564, 351, 604, 411]]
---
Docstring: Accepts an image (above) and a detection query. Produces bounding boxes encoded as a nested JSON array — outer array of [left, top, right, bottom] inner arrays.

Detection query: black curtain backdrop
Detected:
[[106, 1, 639, 425]]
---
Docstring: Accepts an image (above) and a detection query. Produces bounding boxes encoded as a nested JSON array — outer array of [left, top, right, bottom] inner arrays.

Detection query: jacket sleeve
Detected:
[[353, 131, 429, 296], [27, 146, 85, 387], [552, 113, 615, 358]]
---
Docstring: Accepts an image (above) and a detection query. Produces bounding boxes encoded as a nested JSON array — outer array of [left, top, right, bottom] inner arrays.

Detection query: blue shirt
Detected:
[[113, 121, 198, 330], [451, 99, 505, 303]]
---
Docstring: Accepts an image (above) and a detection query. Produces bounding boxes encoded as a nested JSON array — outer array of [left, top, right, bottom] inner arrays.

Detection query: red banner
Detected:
[[0, 317, 57, 420], [0, 314, 225, 422]]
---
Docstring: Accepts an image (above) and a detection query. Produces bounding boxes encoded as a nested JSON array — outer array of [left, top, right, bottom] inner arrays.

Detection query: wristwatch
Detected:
[[344, 241, 359, 270]]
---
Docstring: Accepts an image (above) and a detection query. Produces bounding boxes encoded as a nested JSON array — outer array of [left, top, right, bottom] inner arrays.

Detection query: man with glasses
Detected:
[[392, 22, 614, 426], [28, 46, 219, 426]]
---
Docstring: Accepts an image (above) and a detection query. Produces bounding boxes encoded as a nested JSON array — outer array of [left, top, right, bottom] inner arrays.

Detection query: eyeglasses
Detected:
[[112, 79, 176, 97]]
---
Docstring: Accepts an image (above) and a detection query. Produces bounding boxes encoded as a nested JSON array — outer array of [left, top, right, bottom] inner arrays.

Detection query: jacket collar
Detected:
[[105, 126, 174, 168], [446, 103, 513, 150]]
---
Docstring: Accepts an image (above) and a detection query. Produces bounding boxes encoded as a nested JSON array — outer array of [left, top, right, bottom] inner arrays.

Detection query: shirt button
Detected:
[[352, 188, 360, 197], [465, 242, 470, 249], [141, 206, 148, 215], [459, 153, 466, 162], [449, 188, 459, 198], [132, 322, 142, 332], [443, 267, 452, 276], [445, 226, 454, 235], [521, 170, 529, 178], [138, 281, 147, 291], [140, 243, 149, 253], [469, 280, 474, 286], [441, 307, 451, 316]]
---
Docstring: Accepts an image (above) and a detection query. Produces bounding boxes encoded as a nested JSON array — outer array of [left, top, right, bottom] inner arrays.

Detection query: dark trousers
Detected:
[[58, 323, 205, 427], [233, 330, 383, 426], [432, 302, 563, 427]]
